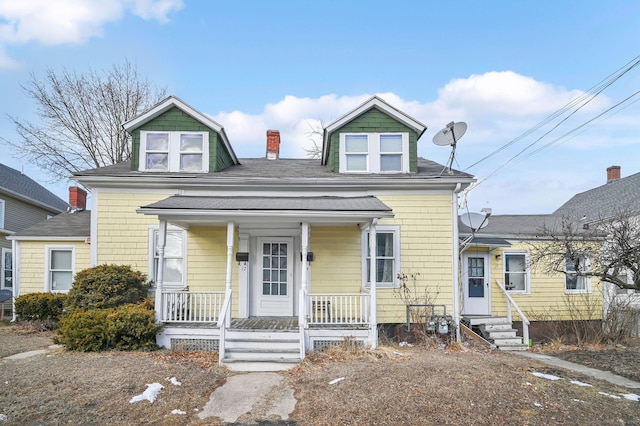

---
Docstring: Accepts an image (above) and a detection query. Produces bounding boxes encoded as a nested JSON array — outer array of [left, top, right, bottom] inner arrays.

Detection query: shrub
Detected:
[[65, 264, 150, 312], [57, 303, 158, 352], [15, 292, 67, 322], [57, 309, 111, 351]]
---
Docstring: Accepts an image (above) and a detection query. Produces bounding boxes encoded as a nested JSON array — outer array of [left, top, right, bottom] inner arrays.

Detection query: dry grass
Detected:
[[1, 323, 639, 425]]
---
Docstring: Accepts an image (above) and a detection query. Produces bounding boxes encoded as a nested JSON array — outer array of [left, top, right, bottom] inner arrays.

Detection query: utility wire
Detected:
[[464, 54, 640, 171]]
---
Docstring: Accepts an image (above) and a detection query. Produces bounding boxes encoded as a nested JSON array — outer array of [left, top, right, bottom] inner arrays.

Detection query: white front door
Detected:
[[462, 253, 490, 315], [254, 237, 294, 316]]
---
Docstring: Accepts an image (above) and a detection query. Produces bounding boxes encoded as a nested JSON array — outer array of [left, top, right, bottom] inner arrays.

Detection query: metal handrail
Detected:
[[495, 280, 530, 344]]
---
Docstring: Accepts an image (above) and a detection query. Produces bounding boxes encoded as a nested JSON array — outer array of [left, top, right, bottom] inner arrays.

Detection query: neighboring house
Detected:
[[459, 213, 602, 344], [554, 166, 640, 331], [8, 187, 91, 318], [68, 95, 475, 370], [0, 163, 68, 317], [459, 166, 640, 342]]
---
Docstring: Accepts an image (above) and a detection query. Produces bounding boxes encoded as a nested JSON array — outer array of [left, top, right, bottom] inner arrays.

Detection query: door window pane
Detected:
[[468, 257, 485, 297], [3, 251, 12, 288], [262, 242, 288, 296]]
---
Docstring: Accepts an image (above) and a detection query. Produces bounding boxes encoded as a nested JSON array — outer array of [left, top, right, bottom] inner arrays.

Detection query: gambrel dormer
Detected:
[[321, 96, 426, 174], [123, 96, 239, 173]]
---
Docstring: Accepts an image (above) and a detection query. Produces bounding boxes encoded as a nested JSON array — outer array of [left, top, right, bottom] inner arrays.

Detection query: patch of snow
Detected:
[[129, 383, 164, 403], [569, 380, 592, 387], [530, 372, 561, 381], [171, 409, 186, 415], [622, 393, 640, 402], [166, 377, 182, 386], [329, 377, 345, 385], [399, 342, 413, 347], [393, 351, 405, 356], [0, 413, 7, 421], [598, 392, 622, 400], [572, 399, 584, 403], [534, 402, 543, 408]]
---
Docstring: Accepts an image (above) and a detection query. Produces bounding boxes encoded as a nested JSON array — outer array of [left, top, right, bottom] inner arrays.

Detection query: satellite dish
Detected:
[[432, 121, 467, 146], [433, 121, 467, 174], [460, 212, 489, 232]]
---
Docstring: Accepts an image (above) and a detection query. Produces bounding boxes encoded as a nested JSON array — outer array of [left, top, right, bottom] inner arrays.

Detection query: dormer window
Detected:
[[339, 133, 409, 173], [140, 131, 209, 172]]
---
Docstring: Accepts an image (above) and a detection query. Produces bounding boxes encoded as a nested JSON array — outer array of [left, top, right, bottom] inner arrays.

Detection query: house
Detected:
[[0, 163, 68, 317], [8, 187, 91, 319], [458, 165, 640, 344], [64, 95, 475, 370], [459, 212, 603, 345]]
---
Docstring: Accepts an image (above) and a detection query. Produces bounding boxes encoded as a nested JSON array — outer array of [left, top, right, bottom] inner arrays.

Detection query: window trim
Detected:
[[339, 133, 409, 173], [1, 247, 11, 290], [565, 256, 592, 294], [361, 225, 401, 289], [148, 226, 187, 290], [503, 251, 530, 294], [139, 131, 209, 173], [44, 245, 75, 293]]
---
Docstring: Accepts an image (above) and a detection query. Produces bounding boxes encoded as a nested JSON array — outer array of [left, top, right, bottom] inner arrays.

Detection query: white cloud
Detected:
[[0, 0, 183, 66]]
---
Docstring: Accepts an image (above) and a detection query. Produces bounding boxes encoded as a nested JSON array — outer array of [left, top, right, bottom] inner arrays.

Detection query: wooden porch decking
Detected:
[[230, 316, 298, 330]]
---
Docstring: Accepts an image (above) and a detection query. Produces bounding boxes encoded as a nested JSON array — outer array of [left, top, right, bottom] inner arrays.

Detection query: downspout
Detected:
[[11, 239, 19, 322], [452, 183, 462, 342], [369, 219, 378, 349]]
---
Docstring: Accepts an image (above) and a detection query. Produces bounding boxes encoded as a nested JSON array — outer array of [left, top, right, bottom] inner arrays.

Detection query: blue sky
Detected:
[[1, 1, 639, 215]]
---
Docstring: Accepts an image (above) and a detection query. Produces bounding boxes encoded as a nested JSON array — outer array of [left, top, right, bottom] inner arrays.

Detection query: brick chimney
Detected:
[[607, 165, 621, 183], [69, 186, 87, 211], [266, 130, 280, 160]]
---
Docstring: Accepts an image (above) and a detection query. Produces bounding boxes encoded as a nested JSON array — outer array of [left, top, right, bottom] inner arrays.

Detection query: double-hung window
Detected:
[[140, 131, 209, 172], [504, 253, 529, 292], [46, 246, 74, 292], [565, 256, 591, 293], [1, 248, 11, 289], [0, 198, 5, 229], [149, 227, 186, 290], [340, 133, 409, 173], [362, 226, 400, 288]]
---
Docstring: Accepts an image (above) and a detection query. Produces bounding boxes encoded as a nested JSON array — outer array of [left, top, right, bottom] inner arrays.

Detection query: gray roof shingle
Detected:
[[10, 210, 90, 238], [554, 172, 640, 221], [0, 163, 68, 212]]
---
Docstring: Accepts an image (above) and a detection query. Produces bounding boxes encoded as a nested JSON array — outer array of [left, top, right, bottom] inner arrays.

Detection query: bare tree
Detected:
[[304, 120, 324, 160], [2, 60, 167, 181], [528, 212, 640, 291]]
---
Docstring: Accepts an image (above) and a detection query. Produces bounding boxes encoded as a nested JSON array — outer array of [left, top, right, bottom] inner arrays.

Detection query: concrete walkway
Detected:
[[198, 372, 296, 423], [3, 345, 63, 360], [514, 351, 640, 389]]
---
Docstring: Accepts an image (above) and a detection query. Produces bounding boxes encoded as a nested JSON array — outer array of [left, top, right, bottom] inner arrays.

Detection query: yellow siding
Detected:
[[96, 191, 171, 276], [488, 242, 603, 321], [17, 240, 91, 295], [300, 193, 456, 324], [186, 226, 231, 292]]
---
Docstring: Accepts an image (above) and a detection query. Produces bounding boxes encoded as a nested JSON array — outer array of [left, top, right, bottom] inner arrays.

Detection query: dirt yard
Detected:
[[1, 323, 639, 425]]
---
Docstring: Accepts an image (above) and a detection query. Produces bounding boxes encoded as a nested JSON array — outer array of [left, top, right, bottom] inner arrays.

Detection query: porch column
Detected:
[[154, 219, 168, 323], [225, 221, 235, 324], [300, 222, 310, 323], [237, 233, 249, 318], [369, 219, 378, 349]]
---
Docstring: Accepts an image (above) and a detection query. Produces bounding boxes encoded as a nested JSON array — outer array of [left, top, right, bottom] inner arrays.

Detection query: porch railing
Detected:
[[160, 290, 225, 323], [495, 280, 530, 344], [307, 293, 370, 325], [217, 289, 232, 362]]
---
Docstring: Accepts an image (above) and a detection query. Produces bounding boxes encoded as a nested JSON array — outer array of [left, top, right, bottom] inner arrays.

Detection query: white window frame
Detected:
[[503, 252, 530, 294], [1, 248, 11, 289], [339, 133, 409, 173], [361, 225, 401, 289], [45, 245, 75, 293], [148, 226, 187, 290], [565, 256, 592, 294], [0, 198, 5, 229], [139, 131, 209, 173]]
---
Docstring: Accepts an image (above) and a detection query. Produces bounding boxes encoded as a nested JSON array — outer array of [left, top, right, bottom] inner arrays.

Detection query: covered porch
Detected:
[[138, 195, 393, 368]]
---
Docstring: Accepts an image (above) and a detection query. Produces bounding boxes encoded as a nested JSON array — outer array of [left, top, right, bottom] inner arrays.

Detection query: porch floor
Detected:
[[230, 316, 298, 330]]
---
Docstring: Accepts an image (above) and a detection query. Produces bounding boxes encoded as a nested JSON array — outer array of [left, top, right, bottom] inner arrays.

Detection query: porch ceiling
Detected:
[[136, 195, 394, 225]]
